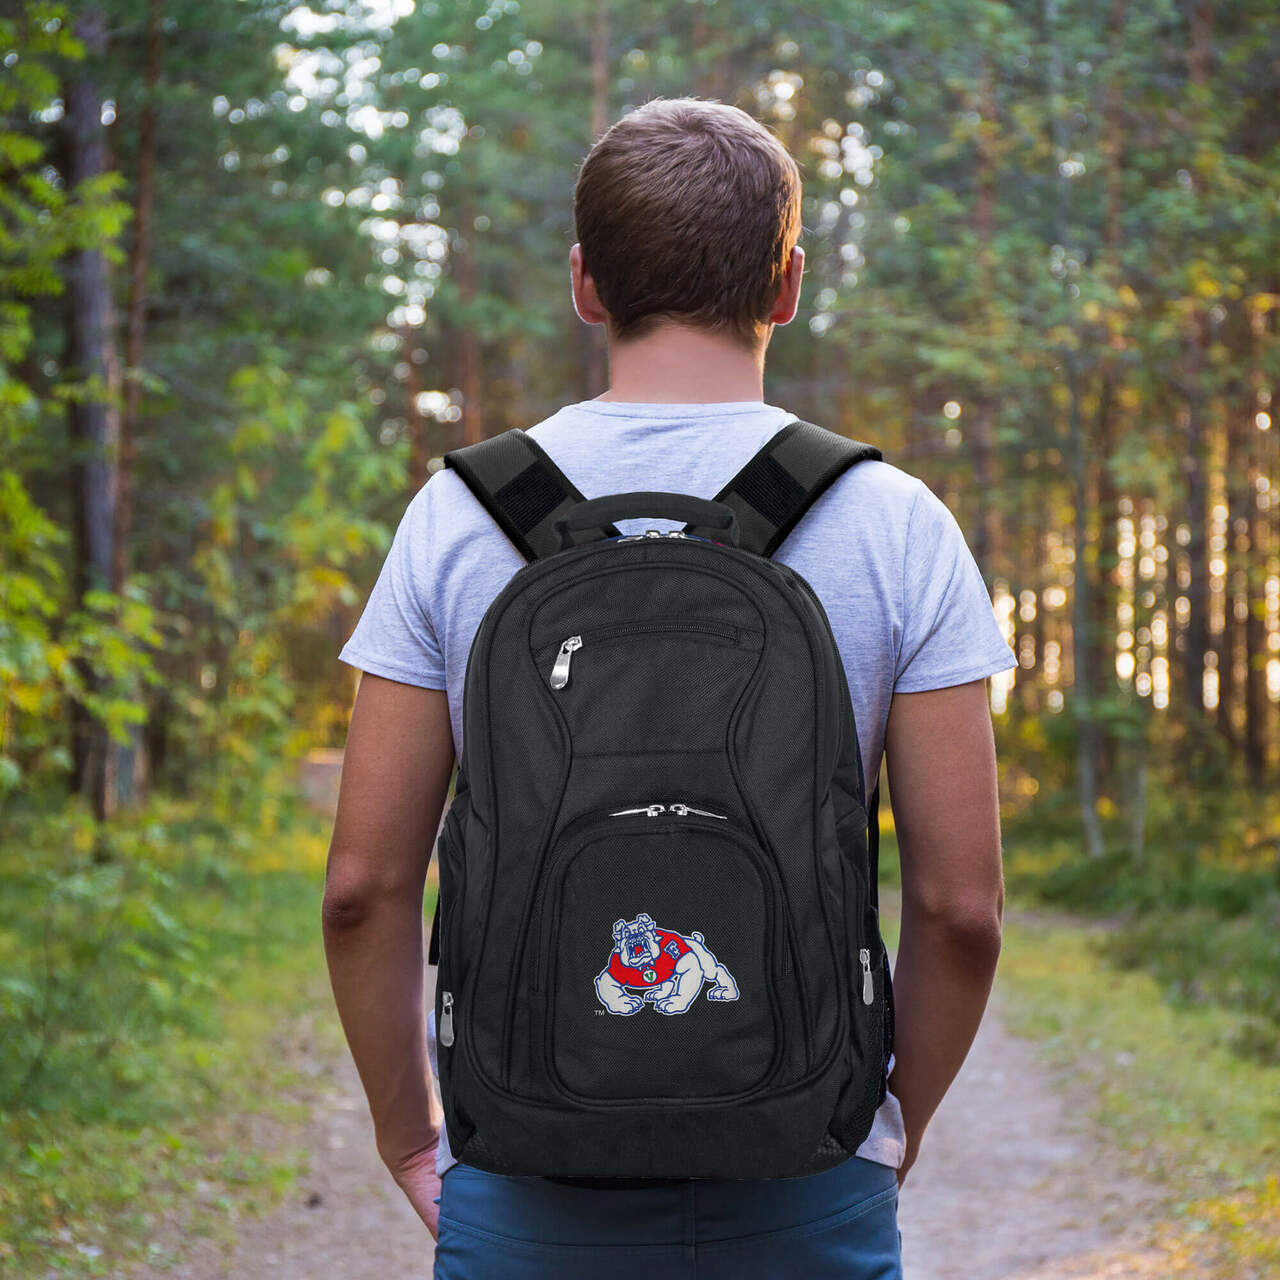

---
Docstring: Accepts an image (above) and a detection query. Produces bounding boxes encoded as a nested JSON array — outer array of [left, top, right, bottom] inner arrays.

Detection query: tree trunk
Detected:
[[1090, 0, 1130, 793], [1090, 374, 1119, 787], [579, 0, 609, 397], [403, 320, 429, 491], [1178, 0, 1214, 720], [455, 198, 484, 446], [1101, 0, 1130, 250], [111, 0, 163, 809], [1128, 730, 1148, 863], [1067, 352, 1104, 859], [590, 0, 609, 141], [63, 6, 120, 824], [1178, 318, 1211, 717], [1046, 0, 1103, 856], [1243, 301, 1271, 782], [965, 57, 1002, 588], [1020, 521, 1049, 715], [1219, 396, 1248, 746], [116, 0, 161, 590]]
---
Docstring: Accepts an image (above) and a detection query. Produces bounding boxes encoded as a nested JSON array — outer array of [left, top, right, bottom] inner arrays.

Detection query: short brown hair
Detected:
[[573, 97, 802, 348]]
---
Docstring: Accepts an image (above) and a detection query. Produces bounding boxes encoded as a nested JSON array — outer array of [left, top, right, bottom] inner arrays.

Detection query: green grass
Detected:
[[879, 809, 1279, 1274], [0, 797, 351, 1276], [996, 913, 1280, 1276]]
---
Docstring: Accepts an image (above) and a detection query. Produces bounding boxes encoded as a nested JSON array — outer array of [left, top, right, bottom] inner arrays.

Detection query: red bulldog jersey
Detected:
[[608, 930, 691, 988]]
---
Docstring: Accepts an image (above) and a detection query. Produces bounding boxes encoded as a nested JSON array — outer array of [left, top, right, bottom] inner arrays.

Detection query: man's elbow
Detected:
[[903, 884, 1004, 965], [321, 871, 417, 933], [321, 882, 375, 932]]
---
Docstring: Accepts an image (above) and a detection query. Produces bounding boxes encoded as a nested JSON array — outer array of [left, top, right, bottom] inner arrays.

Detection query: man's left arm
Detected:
[[321, 674, 456, 1238]]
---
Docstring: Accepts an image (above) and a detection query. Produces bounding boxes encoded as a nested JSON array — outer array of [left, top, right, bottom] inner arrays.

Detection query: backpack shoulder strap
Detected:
[[442, 427, 620, 562], [687, 419, 881, 557]]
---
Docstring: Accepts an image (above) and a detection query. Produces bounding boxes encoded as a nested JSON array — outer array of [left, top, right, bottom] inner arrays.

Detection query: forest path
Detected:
[[896, 980, 1169, 1279], [149, 962, 1177, 1279], [129, 1013, 433, 1279]]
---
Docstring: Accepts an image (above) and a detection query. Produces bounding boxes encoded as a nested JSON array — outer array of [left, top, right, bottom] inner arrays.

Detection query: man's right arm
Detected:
[[883, 677, 1005, 1186]]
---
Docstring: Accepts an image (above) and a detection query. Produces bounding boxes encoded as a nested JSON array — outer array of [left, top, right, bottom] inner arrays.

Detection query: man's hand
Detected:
[[896, 1139, 919, 1189], [386, 1134, 443, 1240], [322, 675, 456, 1237], [883, 678, 1004, 1187]]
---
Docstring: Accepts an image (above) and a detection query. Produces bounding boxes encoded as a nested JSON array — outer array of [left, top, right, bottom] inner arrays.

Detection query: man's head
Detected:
[[571, 97, 803, 351]]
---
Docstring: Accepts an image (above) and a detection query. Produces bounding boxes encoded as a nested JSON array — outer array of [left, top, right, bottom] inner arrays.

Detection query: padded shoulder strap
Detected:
[[443, 428, 620, 562], [688, 419, 881, 557]]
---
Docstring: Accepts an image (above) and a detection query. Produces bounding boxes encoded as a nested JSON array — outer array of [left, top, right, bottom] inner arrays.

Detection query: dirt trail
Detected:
[[124, 1032, 435, 1279], [205, 1046, 434, 1279], [125, 1033, 434, 1280], [896, 986, 1168, 1279], [146, 937, 1172, 1279]]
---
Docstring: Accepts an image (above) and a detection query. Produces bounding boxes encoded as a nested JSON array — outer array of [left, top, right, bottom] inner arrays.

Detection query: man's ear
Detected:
[[570, 243, 609, 326], [767, 245, 805, 326]]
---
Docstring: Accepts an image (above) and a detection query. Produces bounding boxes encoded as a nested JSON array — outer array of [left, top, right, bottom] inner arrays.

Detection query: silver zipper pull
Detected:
[[549, 634, 582, 689], [616, 530, 691, 543], [610, 804, 666, 816], [668, 803, 728, 819], [440, 991, 455, 1046], [859, 949, 874, 1006]]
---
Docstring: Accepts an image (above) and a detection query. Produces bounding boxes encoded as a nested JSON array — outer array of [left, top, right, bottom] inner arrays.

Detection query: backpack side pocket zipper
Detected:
[[440, 991, 456, 1047]]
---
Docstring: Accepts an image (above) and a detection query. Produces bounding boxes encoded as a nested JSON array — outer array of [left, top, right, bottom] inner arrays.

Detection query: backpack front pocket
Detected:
[[528, 807, 785, 1105], [532, 619, 764, 753]]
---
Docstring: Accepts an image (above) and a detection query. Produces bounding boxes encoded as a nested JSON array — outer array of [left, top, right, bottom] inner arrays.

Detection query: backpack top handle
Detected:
[[553, 491, 740, 550]]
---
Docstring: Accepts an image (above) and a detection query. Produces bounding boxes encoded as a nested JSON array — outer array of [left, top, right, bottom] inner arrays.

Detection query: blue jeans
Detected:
[[433, 1156, 902, 1279]]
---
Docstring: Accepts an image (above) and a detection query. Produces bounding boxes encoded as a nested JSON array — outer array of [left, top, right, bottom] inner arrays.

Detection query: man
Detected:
[[324, 97, 1013, 1279]]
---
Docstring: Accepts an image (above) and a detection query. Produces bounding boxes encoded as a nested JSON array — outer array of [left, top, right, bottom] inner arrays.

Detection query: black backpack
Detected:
[[428, 419, 892, 1180]]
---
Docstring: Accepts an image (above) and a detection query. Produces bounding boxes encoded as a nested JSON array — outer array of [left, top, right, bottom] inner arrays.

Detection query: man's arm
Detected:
[[884, 678, 1004, 1186], [321, 674, 456, 1235]]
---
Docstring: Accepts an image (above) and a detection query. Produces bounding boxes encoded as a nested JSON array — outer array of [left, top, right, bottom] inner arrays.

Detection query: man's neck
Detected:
[[595, 322, 769, 404]]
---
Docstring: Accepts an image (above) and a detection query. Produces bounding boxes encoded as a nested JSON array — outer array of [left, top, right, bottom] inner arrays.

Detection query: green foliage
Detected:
[[1, 471, 163, 800], [1108, 906, 1280, 1065], [0, 814, 214, 1121], [0, 797, 332, 1274], [1000, 763, 1280, 1069]]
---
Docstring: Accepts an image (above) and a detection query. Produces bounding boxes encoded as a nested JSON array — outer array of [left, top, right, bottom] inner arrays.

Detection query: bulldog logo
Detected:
[[594, 913, 740, 1016]]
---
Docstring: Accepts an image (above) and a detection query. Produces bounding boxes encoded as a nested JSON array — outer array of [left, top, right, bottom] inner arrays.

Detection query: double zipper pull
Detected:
[[549, 634, 582, 689], [608, 802, 728, 819], [616, 529, 693, 543], [859, 948, 874, 1006]]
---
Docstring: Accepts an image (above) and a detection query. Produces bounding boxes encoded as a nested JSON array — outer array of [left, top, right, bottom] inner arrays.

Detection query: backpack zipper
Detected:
[[440, 990, 456, 1046], [546, 619, 748, 690], [614, 529, 693, 543], [549, 635, 582, 689], [609, 802, 728, 819], [859, 948, 874, 1006]]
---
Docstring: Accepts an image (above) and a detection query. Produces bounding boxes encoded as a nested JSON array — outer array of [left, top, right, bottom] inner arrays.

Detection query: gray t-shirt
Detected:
[[339, 398, 1017, 1175]]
